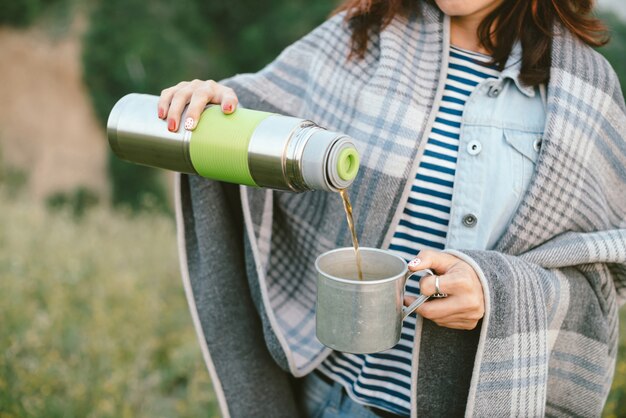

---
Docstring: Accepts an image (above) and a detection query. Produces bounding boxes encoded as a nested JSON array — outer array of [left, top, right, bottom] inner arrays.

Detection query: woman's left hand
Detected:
[[405, 250, 485, 330]]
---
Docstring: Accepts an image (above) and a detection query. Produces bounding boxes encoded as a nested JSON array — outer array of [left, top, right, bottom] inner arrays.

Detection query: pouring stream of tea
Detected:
[[339, 189, 363, 280]]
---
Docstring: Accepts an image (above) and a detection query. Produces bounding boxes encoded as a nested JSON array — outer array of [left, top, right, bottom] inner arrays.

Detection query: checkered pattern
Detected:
[[181, 3, 626, 417]]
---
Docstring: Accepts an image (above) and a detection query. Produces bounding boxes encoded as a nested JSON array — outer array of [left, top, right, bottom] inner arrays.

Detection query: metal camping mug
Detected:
[[315, 247, 434, 354]]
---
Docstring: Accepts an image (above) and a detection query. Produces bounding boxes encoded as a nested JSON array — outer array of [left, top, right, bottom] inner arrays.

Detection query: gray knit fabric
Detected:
[[176, 3, 626, 417], [179, 176, 299, 417]]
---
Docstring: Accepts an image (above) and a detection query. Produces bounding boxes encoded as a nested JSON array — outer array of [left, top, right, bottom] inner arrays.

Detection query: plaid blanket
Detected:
[[176, 3, 626, 417]]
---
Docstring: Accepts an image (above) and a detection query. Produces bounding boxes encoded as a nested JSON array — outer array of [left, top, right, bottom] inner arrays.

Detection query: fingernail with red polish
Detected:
[[408, 258, 421, 268], [223, 103, 233, 113], [185, 117, 195, 130], [168, 119, 176, 131], [158, 108, 164, 119]]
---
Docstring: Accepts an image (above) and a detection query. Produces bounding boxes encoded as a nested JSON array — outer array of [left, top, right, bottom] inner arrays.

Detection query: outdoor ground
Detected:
[[0, 184, 219, 418]]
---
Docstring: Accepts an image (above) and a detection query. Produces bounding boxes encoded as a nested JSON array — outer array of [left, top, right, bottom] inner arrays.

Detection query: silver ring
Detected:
[[433, 275, 447, 298]]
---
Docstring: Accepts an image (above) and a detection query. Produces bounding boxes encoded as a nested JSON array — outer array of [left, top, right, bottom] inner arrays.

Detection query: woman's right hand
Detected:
[[157, 79, 239, 132]]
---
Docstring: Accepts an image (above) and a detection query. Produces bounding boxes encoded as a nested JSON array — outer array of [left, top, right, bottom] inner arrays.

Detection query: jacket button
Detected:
[[462, 214, 477, 227], [533, 137, 542, 152], [487, 84, 501, 98], [467, 140, 482, 155]]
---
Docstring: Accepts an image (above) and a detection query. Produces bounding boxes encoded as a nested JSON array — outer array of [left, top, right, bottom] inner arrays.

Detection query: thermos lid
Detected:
[[301, 129, 359, 192]]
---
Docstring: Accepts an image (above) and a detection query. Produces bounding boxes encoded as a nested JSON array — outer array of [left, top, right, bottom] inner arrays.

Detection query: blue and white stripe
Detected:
[[317, 45, 500, 416]]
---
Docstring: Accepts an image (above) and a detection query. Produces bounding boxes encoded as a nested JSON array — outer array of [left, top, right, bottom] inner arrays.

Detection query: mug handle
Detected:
[[402, 268, 434, 320]]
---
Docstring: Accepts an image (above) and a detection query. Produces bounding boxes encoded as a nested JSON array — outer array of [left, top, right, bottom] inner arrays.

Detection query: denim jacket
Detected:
[[446, 43, 547, 251]]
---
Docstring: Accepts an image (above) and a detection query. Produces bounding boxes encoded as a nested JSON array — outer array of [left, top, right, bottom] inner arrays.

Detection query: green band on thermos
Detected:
[[189, 106, 272, 186]]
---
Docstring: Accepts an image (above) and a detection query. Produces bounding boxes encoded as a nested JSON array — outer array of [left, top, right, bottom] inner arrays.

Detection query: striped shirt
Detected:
[[317, 45, 501, 416]]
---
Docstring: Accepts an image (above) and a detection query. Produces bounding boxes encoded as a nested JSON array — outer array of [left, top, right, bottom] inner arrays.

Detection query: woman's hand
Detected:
[[405, 250, 485, 330], [157, 79, 239, 132]]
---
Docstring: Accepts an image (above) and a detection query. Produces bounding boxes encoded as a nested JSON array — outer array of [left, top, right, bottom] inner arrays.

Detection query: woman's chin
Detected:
[[434, 0, 502, 18]]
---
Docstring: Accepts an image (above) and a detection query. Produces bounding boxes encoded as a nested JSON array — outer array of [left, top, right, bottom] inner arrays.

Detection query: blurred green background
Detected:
[[0, 0, 625, 417]]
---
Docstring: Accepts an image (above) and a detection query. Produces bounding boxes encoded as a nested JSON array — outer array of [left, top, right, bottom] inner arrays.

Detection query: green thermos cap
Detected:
[[337, 148, 360, 181]]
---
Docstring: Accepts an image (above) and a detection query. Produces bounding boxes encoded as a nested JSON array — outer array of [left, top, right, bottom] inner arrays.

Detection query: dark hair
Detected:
[[333, 0, 608, 86]]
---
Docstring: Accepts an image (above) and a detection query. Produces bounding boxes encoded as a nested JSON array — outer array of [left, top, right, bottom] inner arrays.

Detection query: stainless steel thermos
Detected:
[[107, 93, 360, 192]]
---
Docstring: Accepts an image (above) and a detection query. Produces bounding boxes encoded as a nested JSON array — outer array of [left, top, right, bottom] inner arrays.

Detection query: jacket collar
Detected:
[[501, 41, 536, 97]]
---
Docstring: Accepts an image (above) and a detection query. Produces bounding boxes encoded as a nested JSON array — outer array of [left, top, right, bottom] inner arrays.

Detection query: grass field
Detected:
[[0, 183, 625, 417], [0, 185, 219, 418]]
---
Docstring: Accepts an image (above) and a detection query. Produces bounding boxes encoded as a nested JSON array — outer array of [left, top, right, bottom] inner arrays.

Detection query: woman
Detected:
[[162, 0, 626, 416]]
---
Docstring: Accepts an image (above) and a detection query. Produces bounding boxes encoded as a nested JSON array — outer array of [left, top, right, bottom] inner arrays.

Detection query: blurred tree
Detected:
[[192, 1, 340, 75], [82, 0, 338, 211], [83, 0, 209, 211], [0, 0, 63, 27]]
